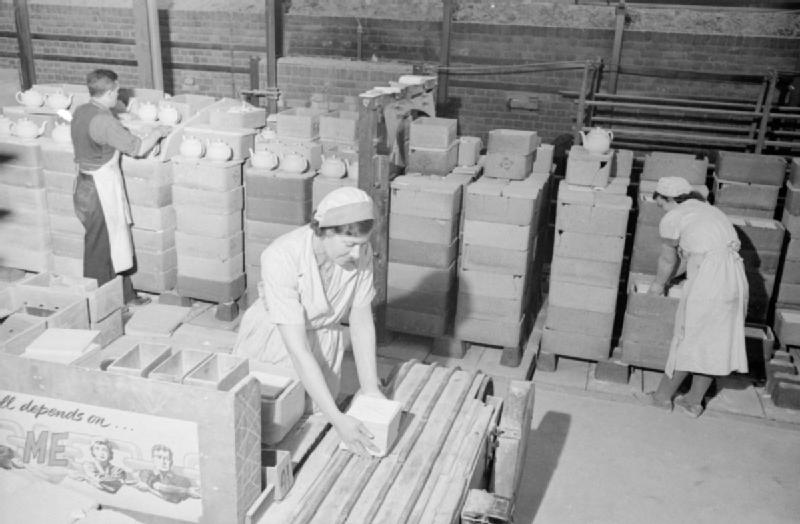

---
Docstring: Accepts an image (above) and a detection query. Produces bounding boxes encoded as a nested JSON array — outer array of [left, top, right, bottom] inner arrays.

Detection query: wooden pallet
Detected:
[[253, 360, 534, 524]]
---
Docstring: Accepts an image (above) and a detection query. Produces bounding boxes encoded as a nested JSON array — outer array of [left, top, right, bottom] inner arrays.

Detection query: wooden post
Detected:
[[755, 70, 778, 153], [608, 0, 626, 95], [13, 0, 35, 89], [131, 0, 162, 89], [437, 0, 454, 110], [146, 0, 163, 90], [358, 94, 390, 341], [265, 0, 281, 114]]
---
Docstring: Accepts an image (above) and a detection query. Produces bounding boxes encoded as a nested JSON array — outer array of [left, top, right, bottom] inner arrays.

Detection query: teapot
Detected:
[[51, 122, 72, 144], [0, 115, 13, 136], [319, 155, 348, 179], [137, 101, 159, 122], [44, 89, 73, 110], [579, 127, 613, 155], [249, 148, 279, 170], [10, 118, 47, 139], [158, 103, 181, 125], [281, 151, 308, 174], [15, 88, 44, 108], [180, 135, 205, 159], [206, 140, 233, 162]]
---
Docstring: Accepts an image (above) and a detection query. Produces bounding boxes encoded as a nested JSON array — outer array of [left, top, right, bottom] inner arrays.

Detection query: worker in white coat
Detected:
[[72, 69, 169, 305], [643, 176, 748, 417], [234, 187, 384, 455]]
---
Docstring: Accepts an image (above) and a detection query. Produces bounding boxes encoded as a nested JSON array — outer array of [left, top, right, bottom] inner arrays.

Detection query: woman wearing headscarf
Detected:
[[643, 176, 748, 417], [234, 187, 383, 454]]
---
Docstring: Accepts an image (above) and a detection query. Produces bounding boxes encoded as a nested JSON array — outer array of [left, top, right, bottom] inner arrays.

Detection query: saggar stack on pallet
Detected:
[[455, 172, 548, 365], [542, 180, 631, 362], [713, 151, 786, 219], [124, 155, 177, 294], [386, 173, 468, 339]]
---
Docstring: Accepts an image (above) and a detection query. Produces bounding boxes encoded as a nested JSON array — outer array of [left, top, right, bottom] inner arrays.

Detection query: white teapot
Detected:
[[579, 127, 614, 155], [319, 155, 348, 178], [45, 89, 73, 110], [158, 103, 181, 125], [180, 135, 205, 159], [51, 122, 72, 144], [10, 118, 47, 139], [206, 139, 233, 162], [0, 115, 13, 136], [137, 101, 159, 122], [281, 151, 308, 174], [249, 148, 279, 170], [15, 88, 44, 108]]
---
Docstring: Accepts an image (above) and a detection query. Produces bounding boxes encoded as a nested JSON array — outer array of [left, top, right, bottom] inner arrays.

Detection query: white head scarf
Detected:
[[314, 187, 374, 227], [655, 176, 692, 198]]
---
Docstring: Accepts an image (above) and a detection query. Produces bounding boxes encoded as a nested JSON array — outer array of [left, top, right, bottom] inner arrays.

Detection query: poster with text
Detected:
[[0, 390, 202, 522]]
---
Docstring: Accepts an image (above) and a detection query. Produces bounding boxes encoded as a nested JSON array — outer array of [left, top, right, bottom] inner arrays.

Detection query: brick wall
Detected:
[[277, 56, 413, 105], [2, 1, 798, 142]]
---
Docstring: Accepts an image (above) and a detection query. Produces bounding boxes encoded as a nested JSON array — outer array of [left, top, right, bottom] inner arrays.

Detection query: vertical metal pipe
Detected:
[[265, 0, 280, 114], [14, 0, 35, 89]]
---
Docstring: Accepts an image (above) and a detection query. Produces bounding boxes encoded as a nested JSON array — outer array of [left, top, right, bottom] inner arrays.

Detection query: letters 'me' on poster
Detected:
[[0, 390, 202, 522]]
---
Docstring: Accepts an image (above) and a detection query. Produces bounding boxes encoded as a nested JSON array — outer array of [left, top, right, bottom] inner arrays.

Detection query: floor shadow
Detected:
[[514, 411, 571, 523]]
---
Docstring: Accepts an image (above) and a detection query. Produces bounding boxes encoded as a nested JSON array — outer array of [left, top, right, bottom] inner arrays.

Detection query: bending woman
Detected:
[[645, 176, 748, 417], [234, 187, 383, 454]]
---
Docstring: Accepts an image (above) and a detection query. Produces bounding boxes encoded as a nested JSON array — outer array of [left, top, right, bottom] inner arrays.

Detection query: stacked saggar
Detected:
[[543, 180, 631, 361], [386, 173, 469, 338], [456, 174, 547, 352], [41, 132, 82, 276], [0, 125, 52, 272], [124, 155, 177, 293], [713, 151, 786, 219], [168, 105, 262, 304]]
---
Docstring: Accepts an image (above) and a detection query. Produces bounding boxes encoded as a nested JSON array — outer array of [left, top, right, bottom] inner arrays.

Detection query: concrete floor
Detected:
[[349, 332, 800, 524]]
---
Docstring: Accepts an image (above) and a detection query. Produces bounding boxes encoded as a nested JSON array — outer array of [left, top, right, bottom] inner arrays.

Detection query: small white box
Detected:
[[341, 394, 403, 457]]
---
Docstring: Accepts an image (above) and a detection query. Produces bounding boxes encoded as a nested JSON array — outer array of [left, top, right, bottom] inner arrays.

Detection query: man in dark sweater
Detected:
[[71, 69, 169, 305]]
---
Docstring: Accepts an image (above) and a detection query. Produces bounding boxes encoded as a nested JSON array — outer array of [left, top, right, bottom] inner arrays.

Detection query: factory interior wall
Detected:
[[0, 0, 798, 141]]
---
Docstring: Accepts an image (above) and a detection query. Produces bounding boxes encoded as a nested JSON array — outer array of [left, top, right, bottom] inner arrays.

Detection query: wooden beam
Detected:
[[437, 0, 454, 110], [574, 61, 593, 142], [13, 0, 35, 88], [145, 0, 163, 90], [131, 0, 155, 88], [608, 1, 626, 94], [358, 94, 389, 341]]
